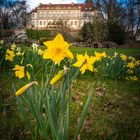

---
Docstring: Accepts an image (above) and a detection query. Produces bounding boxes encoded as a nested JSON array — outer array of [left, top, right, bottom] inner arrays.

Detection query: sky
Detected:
[[27, 0, 85, 10]]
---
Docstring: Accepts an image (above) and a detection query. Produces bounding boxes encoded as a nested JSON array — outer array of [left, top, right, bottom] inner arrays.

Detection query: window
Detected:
[[40, 21, 42, 25], [31, 21, 35, 27], [39, 12, 43, 18], [71, 21, 73, 25], [75, 21, 77, 25], [43, 21, 46, 25], [32, 13, 35, 18]]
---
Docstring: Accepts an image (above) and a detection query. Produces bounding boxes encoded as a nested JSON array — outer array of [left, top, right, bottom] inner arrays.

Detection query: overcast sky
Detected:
[[27, 0, 85, 11]]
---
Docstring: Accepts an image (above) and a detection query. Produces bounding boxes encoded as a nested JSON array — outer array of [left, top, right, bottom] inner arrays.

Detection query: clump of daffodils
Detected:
[[13, 33, 140, 140]]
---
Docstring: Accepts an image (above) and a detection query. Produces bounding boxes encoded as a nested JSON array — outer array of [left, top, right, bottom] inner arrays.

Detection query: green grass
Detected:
[[70, 76, 140, 140], [1, 46, 140, 140], [21, 44, 140, 58], [70, 46, 140, 57]]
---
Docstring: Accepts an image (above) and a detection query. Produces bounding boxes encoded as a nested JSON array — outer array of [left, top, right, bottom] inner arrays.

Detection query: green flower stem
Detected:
[[74, 87, 94, 140]]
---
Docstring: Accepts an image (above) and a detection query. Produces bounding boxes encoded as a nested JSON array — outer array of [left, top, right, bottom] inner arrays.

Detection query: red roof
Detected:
[[34, 3, 95, 11]]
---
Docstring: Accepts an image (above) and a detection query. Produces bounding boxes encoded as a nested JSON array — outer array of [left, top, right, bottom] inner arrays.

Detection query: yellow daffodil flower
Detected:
[[16, 47, 21, 52], [16, 51, 24, 56], [16, 52, 21, 56], [38, 49, 44, 55], [95, 52, 107, 61], [0, 40, 4, 45], [16, 81, 38, 96], [125, 77, 129, 80], [127, 62, 135, 69], [26, 71, 31, 80], [5, 49, 15, 61], [113, 52, 118, 58], [120, 54, 127, 61], [130, 76, 138, 81], [128, 69, 133, 74], [128, 56, 135, 61], [135, 60, 140, 66], [73, 52, 97, 74], [12, 65, 25, 79], [43, 34, 73, 65], [11, 43, 16, 50], [32, 43, 38, 51], [50, 70, 64, 85], [12, 65, 30, 80]]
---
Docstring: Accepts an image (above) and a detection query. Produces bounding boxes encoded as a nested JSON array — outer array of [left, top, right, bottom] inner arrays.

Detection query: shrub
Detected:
[[79, 20, 108, 43], [26, 29, 51, 40], [108, 22, 125, 45], [79, 22, 94, 42]]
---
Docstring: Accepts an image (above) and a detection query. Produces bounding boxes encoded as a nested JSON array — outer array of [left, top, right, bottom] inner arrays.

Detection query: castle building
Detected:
[[27, 2, 97, 30]]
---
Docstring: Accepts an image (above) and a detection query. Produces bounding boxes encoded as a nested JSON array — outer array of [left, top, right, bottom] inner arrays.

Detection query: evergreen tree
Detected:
[[85, 0, 93, 4]]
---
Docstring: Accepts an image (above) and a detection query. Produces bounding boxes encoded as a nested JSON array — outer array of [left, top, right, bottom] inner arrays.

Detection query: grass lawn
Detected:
[[22, 45, 140, 57], [0, 46, 140, 140], [70, 46, 140, 57]]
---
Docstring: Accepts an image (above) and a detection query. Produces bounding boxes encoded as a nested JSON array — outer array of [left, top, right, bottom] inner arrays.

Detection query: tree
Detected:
[[0, 0, 27, 30], [93, 0, 127, 24], [125, 0, 140, 40], [79, 22, 94, 42], [92, 18, 108, 42], [79, 19, 108, 43], [108, 22, 125, 45], [85, 0, 93, 3]]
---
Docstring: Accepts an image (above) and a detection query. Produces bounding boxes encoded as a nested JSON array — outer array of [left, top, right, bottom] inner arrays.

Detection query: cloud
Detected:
[[27, 0, 78, 10]]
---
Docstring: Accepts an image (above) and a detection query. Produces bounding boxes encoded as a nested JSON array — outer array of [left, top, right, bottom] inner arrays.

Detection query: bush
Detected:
[[79, 22, 94, 42], [0, 30, 15, 38], [50, 30, 75, 42], [26, 29, 51, 40], [108, 23, 125, 45], [79, 20, 108, 43]]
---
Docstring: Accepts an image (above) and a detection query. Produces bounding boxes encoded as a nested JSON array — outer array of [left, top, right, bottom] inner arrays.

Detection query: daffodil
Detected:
[[32, 43, 38, 51], [120, 54, 127, 61], [26, 71, 31, 80], [128, 56, 135, 61], [12, 65, 30, 80], [50, 70, 64, 85], [5, 49, 15, 61], [128, 69, 133, 74], [38, 49, 44, 55], [16, 51, 23, 56], [16, 51, 24, 56], [73, 52, 97, 74], [95, 52, 107, 61], [0, 40, 4, 45], [43, 34, 73, 65], [11, 43, 16, 50], [127, 62, 135, 69], [135, 60, 140, 66], [16, 81, 38, 96], [130, 76, 138, 81], [113, 52, 118, 58], [16, 47, 21, 52]]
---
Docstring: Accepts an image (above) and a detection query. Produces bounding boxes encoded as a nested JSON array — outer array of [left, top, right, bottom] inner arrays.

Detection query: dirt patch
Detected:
[[120, 42, 140, 48]]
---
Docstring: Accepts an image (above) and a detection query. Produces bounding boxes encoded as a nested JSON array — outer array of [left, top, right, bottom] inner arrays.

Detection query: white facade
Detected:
[[27, 3, 96, 30]]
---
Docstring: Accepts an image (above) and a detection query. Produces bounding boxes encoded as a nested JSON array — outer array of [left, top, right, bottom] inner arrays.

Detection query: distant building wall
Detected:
[[26, 2, 96, 30]]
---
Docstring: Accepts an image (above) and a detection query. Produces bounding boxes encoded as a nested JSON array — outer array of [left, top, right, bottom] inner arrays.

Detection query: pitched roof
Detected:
[[31, 3, 95, 12]]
